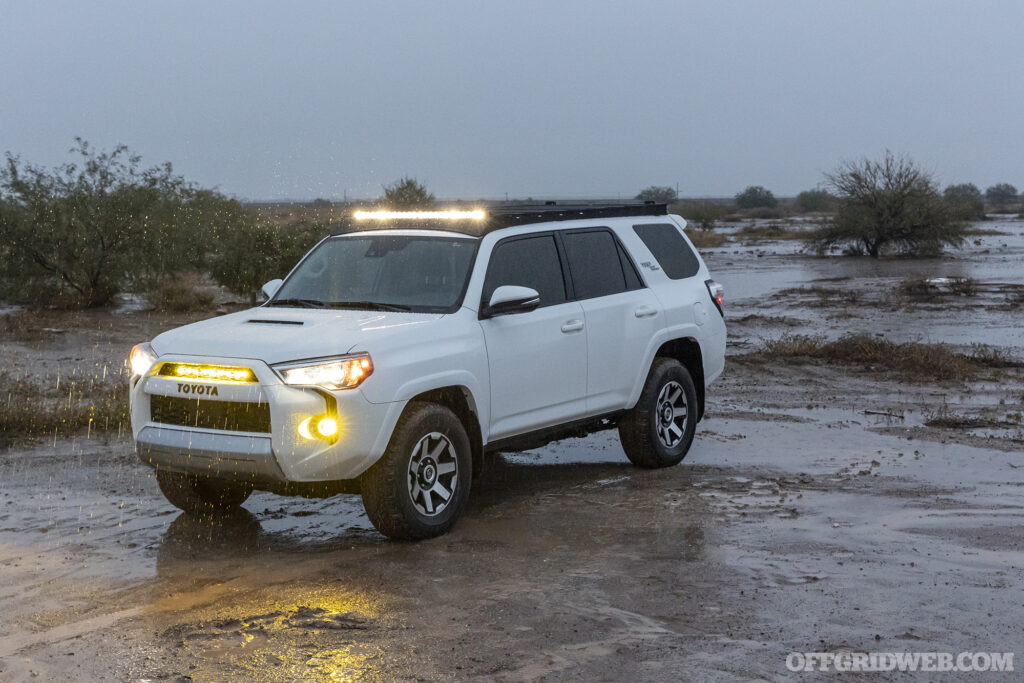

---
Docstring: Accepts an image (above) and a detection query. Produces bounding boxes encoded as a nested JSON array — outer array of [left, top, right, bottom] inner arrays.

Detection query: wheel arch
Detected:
[[407, 385, 485, 479], [653, 337, 705, 420]]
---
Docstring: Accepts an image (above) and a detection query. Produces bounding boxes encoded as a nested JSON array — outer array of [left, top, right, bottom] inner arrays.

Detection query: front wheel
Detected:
[[618, 358, 699, 468], [360, 402, 472, 540], [155, 470, 253, 513]]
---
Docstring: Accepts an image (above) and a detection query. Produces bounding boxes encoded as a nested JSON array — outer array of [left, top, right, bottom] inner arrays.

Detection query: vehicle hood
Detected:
[[151, 307, 445, 365]]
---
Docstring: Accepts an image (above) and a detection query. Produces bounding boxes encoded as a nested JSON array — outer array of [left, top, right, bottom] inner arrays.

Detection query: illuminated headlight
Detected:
[[129, 342, 158, 377], [273, 354, 373, 390]]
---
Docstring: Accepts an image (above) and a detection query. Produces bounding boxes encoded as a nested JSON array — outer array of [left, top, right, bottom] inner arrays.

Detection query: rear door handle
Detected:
[[561, 319, 584, 333], [634, 306, 658, 318]]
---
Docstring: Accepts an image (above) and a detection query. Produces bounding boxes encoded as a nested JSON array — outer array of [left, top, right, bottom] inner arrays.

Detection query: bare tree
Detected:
[[807, 152, 966, 257]]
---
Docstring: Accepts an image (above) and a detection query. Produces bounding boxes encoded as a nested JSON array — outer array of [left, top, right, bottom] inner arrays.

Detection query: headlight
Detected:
[[129, 342, 158, 377], [273, 354, 373, 390]]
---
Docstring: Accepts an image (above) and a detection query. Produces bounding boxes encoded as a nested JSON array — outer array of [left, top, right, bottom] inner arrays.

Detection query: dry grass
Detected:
[[150, 277, 215, 312], [736, 223, 808, 241], [776, 286, 863, 306], [750, 333, 1017, 381], [686, 230, 728, 249], [964, 227, 1011, 236], [0, 370, 129, 444]]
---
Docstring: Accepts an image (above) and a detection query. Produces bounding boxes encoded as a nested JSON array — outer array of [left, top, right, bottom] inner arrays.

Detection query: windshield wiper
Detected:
[[327, 301, 413, 312], [265, 298, 327, 308]]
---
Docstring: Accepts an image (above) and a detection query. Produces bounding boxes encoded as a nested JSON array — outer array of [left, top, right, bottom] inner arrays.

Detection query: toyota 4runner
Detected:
[[129, 203, 726, 539]]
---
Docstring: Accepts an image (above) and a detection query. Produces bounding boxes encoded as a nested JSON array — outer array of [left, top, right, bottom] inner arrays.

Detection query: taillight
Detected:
[[705, 279, 724, 316]]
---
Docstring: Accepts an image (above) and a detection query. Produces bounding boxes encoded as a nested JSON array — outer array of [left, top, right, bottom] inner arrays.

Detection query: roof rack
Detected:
[[335, 201, 669, 237]]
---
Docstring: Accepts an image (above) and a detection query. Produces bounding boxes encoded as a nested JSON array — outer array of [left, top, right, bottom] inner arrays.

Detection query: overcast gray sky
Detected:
[[1, 1, 1021, 200]]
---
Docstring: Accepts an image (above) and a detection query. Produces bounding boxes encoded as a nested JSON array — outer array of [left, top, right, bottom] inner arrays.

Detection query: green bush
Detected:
[[635, 185, 677, 203], [208, 219, 326, 304], [380, 177, 435, 208], [0, 140, 255, 308], [944, 183, 985, 221], [795, 188, 836, 213], [735, 185, 777, 209], [985, 183, 1018, 209]]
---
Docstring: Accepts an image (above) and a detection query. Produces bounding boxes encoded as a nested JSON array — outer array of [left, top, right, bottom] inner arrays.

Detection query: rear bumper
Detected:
[[130, 354, 405, 483]]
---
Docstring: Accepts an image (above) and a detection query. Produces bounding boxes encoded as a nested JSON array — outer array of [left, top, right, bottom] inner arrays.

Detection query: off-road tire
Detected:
[[618, 357, 698, 468], [360, 402, 472, 540], [156, 470, 253, 513]]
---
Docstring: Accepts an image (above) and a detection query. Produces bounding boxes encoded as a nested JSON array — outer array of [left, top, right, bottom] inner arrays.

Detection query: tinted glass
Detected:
[[633, 223, 700, 279], [273, 235, 476, 312], [483, 235, 566, 307], [562, 230, 627, 299], [618, 242, 644, 289]]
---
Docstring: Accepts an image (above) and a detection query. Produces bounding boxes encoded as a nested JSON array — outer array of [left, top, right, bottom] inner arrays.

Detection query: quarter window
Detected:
[[483, 235, 567, 308], [633, 223, 700, 279]]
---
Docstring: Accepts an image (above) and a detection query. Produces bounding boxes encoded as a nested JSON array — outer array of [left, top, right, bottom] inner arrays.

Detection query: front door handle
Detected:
[[561, 319, 584, 333], [634, 306, 658, 318]]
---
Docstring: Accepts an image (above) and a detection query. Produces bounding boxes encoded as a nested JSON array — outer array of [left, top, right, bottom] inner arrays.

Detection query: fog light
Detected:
[[298, 415, 340, 441], [298, 416, 315, 440], [317, 417, 338, 438]]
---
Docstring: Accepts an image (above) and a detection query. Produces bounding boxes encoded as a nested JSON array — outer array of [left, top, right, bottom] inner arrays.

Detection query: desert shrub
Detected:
[[943, 183, 985, 221], [674, 201, 726, 230], [985, 183, 1019, 209], [150, 277, 214, 312], [209, 219, 326, 304], [754, 333, 1013, 381], [0, 140, 254, 308], [636, 185, 677, 203], [380, 177, 434, 208], [795, 188, 837, 213], [735, 185, 777, 209], [806, 152, 967, 257]]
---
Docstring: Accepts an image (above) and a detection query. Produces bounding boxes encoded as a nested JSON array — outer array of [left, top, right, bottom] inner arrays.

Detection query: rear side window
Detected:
[[561, 230, 630, 299], [633, 223, 700, 279], [483, 235, 567, 307]]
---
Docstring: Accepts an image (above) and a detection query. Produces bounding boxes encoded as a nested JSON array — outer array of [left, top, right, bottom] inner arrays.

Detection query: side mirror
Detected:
[[484, 285, 540, 318], [261, 278, 283, 300]]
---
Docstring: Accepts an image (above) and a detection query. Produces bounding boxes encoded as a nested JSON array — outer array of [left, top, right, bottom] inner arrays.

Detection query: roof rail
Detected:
[[486, 201, 667, 228]]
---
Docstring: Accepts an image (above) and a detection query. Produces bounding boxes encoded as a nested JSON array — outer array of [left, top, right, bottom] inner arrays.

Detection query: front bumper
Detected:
[[130, 354, 404, 484]]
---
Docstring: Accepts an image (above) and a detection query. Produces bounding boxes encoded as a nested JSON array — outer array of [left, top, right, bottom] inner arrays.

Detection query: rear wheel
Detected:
[[360, 402, 471, 540], [156, 470, 253, 513], [618, 358, 698, 468]]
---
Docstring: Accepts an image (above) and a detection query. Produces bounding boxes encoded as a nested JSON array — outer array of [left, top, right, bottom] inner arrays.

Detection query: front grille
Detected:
[[150, 395, 271, 433]]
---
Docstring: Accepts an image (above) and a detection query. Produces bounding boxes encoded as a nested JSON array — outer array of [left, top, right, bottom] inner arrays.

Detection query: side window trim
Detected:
[[555, 226, 646, 302], [480, 231, 570, 310]]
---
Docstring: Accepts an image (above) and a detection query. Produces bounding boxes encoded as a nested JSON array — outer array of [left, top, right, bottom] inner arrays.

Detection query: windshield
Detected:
[[270, 234, 478, 313]]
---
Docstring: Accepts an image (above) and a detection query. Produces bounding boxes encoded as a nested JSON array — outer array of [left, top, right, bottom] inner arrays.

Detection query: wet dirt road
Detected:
[[1, 360, 1021, 681], [1, 221, 1023, 680]]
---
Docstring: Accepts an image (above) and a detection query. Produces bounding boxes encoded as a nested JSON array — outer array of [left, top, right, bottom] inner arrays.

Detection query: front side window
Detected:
[[633, 223, 700, 279], [270, 234, 477, 313], [482, 234, 567, 308]]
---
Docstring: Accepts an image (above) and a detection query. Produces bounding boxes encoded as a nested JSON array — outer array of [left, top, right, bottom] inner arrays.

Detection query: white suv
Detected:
[[129, 203, 726, 539]]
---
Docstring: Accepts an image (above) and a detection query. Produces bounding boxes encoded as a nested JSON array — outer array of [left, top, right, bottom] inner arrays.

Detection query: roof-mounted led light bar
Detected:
[[353, 209, 486, 221]]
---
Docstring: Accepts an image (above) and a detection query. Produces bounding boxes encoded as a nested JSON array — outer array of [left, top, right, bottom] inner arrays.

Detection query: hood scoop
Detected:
[[245, 319, 305, 326]]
